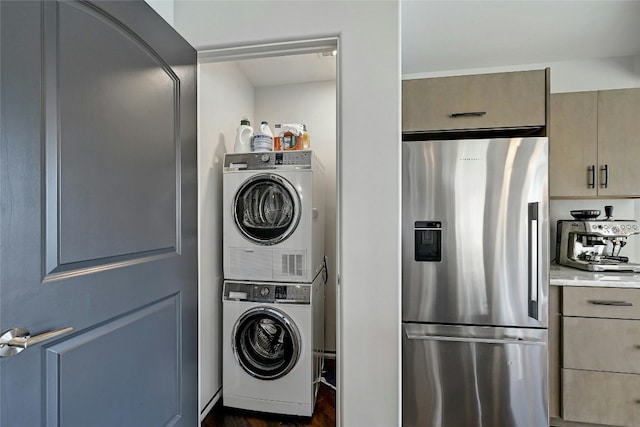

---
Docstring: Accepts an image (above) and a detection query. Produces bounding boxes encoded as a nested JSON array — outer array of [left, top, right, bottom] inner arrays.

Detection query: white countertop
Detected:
[[550, 263, 640, 288]]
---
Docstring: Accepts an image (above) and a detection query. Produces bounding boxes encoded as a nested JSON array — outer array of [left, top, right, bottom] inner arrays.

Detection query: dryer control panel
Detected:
[[224, 281, 311, 304], [224, 151, 312, 171]]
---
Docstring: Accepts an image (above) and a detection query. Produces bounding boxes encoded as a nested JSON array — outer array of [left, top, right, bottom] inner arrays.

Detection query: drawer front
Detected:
[[563, 317, 640, 374], [402, 70, 546, 132], [563, 286, 640, 319], [563, 369, 640, 427]]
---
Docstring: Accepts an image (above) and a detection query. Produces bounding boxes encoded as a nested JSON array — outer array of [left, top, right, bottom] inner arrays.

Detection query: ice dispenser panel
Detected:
[[415, 221, 441, 262]]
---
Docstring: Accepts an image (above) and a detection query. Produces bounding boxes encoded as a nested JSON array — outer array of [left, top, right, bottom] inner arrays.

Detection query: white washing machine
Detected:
[[223, 150, 325, 283], [222, 275, 325, 416]]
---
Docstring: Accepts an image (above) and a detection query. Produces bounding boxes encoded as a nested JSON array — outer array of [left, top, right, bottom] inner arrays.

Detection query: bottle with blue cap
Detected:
[[251, 121, 274, 152]]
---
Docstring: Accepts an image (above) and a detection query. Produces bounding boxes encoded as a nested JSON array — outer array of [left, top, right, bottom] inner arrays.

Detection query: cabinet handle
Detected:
[[449, 111, 486, 118], [587, 165, 595, 189], [600, 164, 609, 189], [588, 300, 632, 307]]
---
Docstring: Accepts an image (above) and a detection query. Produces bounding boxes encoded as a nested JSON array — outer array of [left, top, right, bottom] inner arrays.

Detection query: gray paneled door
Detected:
[[0, 1, 197, 426]]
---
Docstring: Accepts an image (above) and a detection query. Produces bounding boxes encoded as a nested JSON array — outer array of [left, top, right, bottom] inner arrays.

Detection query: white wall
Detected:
[[175, 2, 401, 426], [145, 0, 174, 26], [254, 81, 338, 351], [198, 61, 254, 414]]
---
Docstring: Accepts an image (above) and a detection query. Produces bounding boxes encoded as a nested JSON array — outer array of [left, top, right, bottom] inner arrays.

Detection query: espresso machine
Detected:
[[556, 206, 640, 272]]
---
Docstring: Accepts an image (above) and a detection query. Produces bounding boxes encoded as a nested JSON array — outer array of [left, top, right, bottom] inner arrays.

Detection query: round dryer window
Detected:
[[232, 307, 301, 380], [233, 174, 301, 245]]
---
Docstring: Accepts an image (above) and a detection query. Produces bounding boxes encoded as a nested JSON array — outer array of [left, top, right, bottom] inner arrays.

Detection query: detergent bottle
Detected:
[[234, 119, 253, 153], [251, 121, 274, 152]]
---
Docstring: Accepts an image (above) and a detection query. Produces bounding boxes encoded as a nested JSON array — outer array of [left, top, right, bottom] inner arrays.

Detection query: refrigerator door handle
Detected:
[[405, 333, 546, 346], [528, 202, 539, 320]]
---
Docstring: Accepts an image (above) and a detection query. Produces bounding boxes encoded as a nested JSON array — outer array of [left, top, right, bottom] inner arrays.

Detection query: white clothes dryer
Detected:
[[222, 275, 325, 416], [223, 151, 325, 283]]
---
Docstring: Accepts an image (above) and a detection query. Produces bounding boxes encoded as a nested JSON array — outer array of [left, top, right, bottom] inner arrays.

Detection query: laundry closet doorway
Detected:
[[197, 39, 339, 422]]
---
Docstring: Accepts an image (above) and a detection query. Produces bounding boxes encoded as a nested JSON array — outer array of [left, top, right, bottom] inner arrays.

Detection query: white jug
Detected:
[[251, 121, 274, 152], [234, 119, 253, 153]]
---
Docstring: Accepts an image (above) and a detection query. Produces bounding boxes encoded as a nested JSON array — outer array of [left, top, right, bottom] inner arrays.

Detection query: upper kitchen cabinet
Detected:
[[550, 88, 640, 198], [597, 88, 640, 197], [402, 69, 548, 134], [549, 91, 598, 197]]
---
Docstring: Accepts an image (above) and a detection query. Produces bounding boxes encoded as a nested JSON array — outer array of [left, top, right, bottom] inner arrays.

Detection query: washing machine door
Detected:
[[233, 174, 301, 245], [232, 307, 301, 380]]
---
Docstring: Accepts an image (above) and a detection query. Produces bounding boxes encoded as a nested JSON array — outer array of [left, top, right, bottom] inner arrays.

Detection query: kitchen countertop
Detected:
[[550, 263, 640, 288]]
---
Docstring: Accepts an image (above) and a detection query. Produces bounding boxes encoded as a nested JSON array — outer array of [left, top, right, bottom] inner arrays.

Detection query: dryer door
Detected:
[[232, 307, 301, 380], [233, 174, 301, 245]]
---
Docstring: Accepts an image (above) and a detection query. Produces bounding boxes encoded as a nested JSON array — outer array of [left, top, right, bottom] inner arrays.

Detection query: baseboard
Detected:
[[200, 387, 222, 422], [550, 417, 618, 427]]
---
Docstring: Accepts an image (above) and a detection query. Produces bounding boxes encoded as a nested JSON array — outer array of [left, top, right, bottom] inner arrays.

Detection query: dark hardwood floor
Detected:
[[202, 360, 336, 427]]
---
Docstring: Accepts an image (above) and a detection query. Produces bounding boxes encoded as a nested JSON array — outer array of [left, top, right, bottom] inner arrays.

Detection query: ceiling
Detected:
[[402, 0, 640, 75], [232, 0, 640, 87], [235, 52, 337, 87]]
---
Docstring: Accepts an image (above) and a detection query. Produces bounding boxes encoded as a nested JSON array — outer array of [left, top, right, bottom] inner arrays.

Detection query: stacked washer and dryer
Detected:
[[222, 150, 326, 417]]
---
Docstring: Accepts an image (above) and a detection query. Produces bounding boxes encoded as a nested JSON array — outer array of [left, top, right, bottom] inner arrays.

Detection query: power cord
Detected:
[[322, 255, 328, 285], [315, 375, 336, 391]]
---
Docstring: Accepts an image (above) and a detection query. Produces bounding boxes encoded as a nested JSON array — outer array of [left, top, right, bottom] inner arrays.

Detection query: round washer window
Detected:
[[233, 174, 301, 245], [232, 307, 301, 380]]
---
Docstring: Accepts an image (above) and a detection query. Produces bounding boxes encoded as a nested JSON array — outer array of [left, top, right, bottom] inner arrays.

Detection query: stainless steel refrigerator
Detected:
[[402, 137, 549, 427]]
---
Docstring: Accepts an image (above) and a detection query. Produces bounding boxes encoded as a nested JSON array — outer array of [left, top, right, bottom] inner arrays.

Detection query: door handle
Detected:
[[0, 326, 73, 357], [405, 333, 546, 346], [528, 202, 539, 320]]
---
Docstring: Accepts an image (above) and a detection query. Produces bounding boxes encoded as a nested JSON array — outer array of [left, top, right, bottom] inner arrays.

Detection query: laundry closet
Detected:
[[197, 47, 337, 416]]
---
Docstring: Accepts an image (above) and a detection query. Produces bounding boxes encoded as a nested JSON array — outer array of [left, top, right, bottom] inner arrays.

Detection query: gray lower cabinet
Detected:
[[402, 69, 548, 133], [549, 286, 562, 419], [563, 369, 640, 427], [554, 286, 640, 427]]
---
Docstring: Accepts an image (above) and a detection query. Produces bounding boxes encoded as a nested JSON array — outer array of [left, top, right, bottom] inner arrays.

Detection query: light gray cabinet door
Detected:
[[549, 91, 598, 197], [0, 1, 197, 426], [563, 369, 640, 427], [598, 88, 640, 197], [402, 70, 547, 133], [549, 88, 640, 198]]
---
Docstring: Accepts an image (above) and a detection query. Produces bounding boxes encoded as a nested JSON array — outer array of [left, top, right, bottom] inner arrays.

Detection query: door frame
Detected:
[[196, 36, 341, 424]]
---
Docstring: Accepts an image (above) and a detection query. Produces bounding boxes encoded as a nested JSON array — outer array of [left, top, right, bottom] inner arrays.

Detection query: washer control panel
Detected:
[[224, 281, 311, 304], [224, 151, 312, 171]]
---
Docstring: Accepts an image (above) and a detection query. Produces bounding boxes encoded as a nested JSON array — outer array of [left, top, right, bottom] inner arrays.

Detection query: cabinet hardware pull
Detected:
[[635, 345, 640, 349], [449, 111, 486, 118], [587, 165, 595, 189], [588, 300, 632, 306], [600, 164, 609, 189]]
